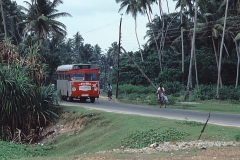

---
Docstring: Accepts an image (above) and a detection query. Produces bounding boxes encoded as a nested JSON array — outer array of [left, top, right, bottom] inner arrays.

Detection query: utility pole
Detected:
[[116, 15, 122, 99]]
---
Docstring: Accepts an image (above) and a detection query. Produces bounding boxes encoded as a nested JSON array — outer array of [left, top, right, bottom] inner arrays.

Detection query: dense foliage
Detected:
[[0, 0, 239, 91], [1, 0, 240, 144], [0, 41, 60, 143]]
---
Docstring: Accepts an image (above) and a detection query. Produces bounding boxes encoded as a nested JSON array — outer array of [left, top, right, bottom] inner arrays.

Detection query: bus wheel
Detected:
[[90, 97, 95, 103], [69, 97, 73, 102]]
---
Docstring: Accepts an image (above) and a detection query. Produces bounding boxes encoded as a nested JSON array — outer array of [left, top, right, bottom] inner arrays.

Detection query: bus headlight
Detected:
[[72, 87, 76, 91]]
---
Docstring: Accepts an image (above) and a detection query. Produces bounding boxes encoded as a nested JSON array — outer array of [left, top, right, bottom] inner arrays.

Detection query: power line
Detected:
[[82, 20, 119, 35]]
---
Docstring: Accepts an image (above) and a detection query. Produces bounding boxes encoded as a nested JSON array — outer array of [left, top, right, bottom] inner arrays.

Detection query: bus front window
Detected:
[[71, 73, 84, 81], [86, 73, 98, 81]]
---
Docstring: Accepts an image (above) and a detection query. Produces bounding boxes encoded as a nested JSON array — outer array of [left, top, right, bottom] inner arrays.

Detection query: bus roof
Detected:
[[57, 64, 98, 72]]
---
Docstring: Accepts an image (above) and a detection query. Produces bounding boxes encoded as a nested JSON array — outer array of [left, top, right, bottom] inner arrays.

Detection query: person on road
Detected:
[[107, 83, 112, 99], [156, 84, 168, 104]]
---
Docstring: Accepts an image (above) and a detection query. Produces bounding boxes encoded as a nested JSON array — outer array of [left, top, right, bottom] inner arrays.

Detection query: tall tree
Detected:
[[174, 0, 193, 84], [116, 0, 144, 62], [73, 32, 84, 62], [141, 0, 162, 69], [19, 0, 71, 45], [92, 44, 102, 63], [216, 0, 229, 99], [185, 0, 198, 100]]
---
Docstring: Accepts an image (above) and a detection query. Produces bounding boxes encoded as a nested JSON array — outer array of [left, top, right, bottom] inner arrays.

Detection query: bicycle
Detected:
[[158, 95, 167, 108], [107, 90, 112, 101]]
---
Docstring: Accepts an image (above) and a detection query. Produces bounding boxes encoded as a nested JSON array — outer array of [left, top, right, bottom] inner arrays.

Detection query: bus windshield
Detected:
[[86, 72, 98, 81], [71, 73, 84, 81]]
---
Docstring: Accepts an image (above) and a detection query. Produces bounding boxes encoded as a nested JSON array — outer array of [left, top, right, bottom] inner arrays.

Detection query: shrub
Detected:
[[219, 86, 240, 100], [0, 66, 60, 143], [123, 128, 188, 148], [235, 134, 240, 142], [167, 94, 176, 105], [191, 84, 215, 100]]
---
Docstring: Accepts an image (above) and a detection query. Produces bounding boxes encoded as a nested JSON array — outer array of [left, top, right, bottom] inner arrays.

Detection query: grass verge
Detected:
[[4, 105, 237, 160]]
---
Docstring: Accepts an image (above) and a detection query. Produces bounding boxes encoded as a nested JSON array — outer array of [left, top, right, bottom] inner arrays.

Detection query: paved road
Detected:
[[60, 98, 240, 128]]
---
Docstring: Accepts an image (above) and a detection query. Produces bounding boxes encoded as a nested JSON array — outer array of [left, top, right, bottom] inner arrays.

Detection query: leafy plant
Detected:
[[235, 134, 240, 142], [0, 66, 60, 143], [176, 120, 203, 126], [122, 128, 188, 148]]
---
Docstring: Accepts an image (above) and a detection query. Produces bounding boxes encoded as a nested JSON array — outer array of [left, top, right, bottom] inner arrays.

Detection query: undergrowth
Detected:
[[176, 120, 203, 126], [122, 128, 188, 148], [0, 140, 53, 159]]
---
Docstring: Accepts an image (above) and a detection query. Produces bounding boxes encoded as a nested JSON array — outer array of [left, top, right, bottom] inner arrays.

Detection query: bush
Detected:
[[191, 84, 215, 100], [123, 128, 188, 148], [219, 86, 240, 101], [0, 66, 60, 143], [167, 94, 176, 105], [235, 134, 240, 142], [162, 81, 185, 95]]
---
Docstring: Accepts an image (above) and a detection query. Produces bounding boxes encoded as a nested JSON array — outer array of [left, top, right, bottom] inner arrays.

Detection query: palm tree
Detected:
[[81, 44, 94, 63], [174, 0, 193, 84], [92, 44, 102, 63], [141, 0, 161, 66], [234, 39, 240, 88], [73, 32, 84, 62], [19, 0, 71, 45], [216, 0, 229, 99], [185, 0, 198, 100], [116, 0, 144, 62]]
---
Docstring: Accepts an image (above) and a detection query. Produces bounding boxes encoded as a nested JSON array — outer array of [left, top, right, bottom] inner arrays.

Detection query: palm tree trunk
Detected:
[[216, 0, 229, 99], [212, 37, 223, 86], [194, 46, 199, 87], [158, 0, 163, 71], [185, 0, 198, 101], [181, 5, 185, 85], [212, 37, 219, 67], [235, 41, 240, 88], [134, 19, 144, 62], [121, 46, 157, 90], [166, 0, 170, 14], [0, 0, 7, 39]]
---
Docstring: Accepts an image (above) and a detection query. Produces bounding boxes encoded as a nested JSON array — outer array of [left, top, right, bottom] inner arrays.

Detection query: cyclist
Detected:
[[156, 84, 168, 105], [107, 83, 112, 99]]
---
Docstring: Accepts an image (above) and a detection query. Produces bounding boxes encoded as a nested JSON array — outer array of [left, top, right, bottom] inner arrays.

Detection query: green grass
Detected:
[[172, 100, 240, 114], [110, 92, 240, 114], [6, 105, 238, 160], [0, 140, 52, 160]]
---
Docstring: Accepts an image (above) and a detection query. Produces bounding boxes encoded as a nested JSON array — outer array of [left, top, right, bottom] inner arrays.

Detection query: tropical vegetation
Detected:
[[0, 0, 240, 148]]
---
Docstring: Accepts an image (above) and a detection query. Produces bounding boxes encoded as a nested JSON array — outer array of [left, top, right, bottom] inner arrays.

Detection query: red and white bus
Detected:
[[56, 64, 100, 103]]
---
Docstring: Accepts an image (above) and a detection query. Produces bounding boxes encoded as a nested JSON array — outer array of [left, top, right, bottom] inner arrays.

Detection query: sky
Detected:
[[14, 0, 176, 53]]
